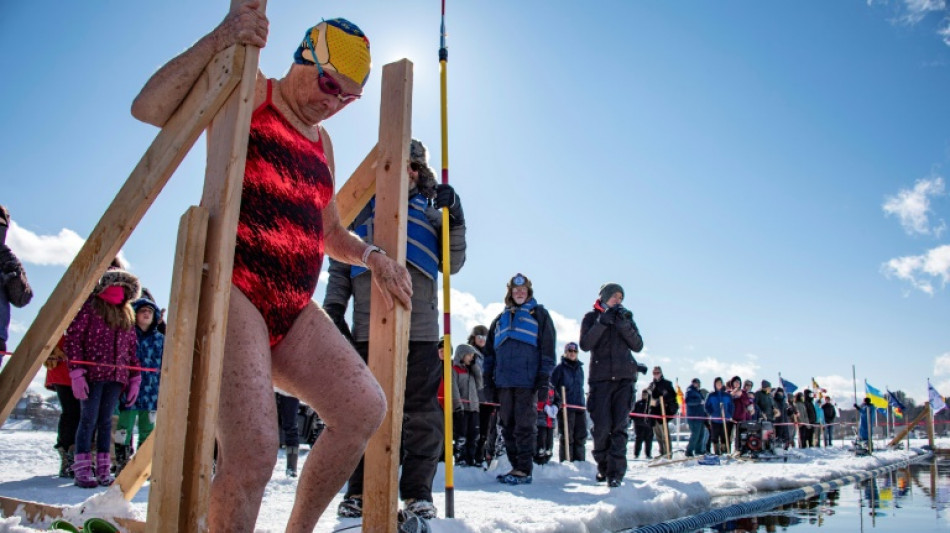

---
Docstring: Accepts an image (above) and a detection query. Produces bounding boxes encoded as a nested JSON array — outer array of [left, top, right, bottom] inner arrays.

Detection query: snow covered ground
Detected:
[[1, 424, 945, 533]]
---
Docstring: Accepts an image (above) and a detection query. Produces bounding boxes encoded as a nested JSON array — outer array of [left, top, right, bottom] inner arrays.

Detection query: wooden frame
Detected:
[[0, 2, 415, 531]]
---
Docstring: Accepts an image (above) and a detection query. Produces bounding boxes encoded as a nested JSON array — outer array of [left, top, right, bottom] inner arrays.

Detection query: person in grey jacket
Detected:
[[325, 138, 466, 520], [0, 205, 33, 361], [451, 343, 483, 466]]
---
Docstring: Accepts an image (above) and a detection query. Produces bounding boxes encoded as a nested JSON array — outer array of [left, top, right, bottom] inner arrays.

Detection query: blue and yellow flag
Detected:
[[865, 381, 889, 410]]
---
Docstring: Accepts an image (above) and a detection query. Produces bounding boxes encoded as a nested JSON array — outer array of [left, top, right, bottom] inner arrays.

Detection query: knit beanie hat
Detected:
[[761, 380, 772, 389], [598, 282, 624, 304]]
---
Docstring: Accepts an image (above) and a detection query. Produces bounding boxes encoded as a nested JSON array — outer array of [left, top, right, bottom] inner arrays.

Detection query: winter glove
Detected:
[[637, 363, 648, 375], [483, 376, 497, 403], [324, 303, 353, 343], [433, 184, 465, 227], [69, 368, 89, 401], [124, 374, 142, 408], [617, 307, 633, 321], [43, 348, 66, 370], [543, 404, 559, 419], [534, 374, 550, 393], [598, 307, 618, 326]]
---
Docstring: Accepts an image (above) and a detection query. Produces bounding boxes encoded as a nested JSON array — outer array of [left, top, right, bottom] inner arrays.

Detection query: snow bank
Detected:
[[0, 429, 939, 533]]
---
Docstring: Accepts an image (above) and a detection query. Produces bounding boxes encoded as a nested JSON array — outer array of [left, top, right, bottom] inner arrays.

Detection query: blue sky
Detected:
[[2, 1, 949, 404]]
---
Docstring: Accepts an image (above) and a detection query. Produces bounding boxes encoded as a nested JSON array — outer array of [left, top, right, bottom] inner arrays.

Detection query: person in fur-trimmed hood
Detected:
[[325, 137, 467, 519], [64, 269, 142, 488], [114, 296, 165, 474], [0, 204, 33, 363], [451, 343, 482, 466]]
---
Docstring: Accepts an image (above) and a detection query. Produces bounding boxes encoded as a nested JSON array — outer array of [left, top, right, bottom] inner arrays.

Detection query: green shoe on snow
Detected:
[[49, 519, 80, 532], [83, 518, 120, 533]]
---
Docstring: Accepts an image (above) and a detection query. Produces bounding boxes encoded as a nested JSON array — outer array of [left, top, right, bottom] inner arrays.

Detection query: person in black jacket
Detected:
[[821, 397, 837, 446], [648, 366, 678, 458], [632, 389, 654, 459], [551, 342, 587, 462], [580, 282, 645, 487]]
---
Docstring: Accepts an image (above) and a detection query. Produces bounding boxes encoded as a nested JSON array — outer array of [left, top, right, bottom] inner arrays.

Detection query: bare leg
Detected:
[[209, 288, 279, 532], [273, 301, 386, 533]]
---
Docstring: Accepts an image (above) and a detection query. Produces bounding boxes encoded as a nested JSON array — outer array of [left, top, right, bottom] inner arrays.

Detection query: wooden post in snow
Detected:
[[361, 59, 413, 533]]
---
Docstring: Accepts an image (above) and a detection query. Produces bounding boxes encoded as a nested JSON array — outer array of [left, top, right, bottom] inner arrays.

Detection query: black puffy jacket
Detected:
[[551, 357, 585, 407], [580, 306, 644, 384]]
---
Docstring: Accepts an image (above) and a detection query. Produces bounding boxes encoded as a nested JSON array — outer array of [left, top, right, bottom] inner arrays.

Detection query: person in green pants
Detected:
[[115, 296, 164, 473]]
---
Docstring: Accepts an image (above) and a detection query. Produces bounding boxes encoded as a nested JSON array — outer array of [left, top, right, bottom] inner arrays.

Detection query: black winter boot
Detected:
[[114, 444, 130, 475], [285, 446, 299, 478], [55, 445, 73, 478]]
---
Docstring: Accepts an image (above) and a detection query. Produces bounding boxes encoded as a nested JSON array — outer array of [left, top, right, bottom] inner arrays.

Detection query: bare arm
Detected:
[[131, 0, 268, 127], [321, 130, 413, 311]]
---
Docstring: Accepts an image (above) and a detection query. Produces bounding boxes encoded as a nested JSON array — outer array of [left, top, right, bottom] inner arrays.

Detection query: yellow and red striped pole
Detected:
[[439, 0, 455, 518]]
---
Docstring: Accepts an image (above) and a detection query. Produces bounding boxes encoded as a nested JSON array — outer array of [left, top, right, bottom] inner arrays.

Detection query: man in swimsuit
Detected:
[[131, 2, 413, 531]]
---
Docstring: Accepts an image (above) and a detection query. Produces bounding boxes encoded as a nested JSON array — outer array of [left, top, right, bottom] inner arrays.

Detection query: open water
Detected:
[[701, 457, 950, 532]]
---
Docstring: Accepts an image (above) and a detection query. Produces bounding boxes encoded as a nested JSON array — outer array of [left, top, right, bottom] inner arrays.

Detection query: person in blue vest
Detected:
[[581, 282, 645, 487], [482, 273, 557, 485], [324, 138, 466, 520], [684, 378, 707, 457], [551, 342, 587, 463]]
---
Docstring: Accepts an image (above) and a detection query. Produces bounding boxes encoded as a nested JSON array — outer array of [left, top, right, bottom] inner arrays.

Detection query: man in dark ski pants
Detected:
[[648, 366, 678, 458], [580, 282, 645, 488], [482, 273, 557, 485], [632, 390, 654, 458], [551, 342, 587, 462], [324, 139, 466, 520]]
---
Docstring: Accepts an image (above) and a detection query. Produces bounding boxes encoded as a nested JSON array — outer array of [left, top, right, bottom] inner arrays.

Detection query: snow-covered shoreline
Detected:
[[0, 428, 944, 532]]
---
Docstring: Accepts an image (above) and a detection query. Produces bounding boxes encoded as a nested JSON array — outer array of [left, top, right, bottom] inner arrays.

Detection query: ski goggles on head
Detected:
[[511, 274, 527, 287], [565, 342, 579, 352]]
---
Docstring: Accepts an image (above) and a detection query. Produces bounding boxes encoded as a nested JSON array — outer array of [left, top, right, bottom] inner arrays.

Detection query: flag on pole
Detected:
[[675, 381, 684, 409], [865, 381, 889, 410], [929, 380, 947, 414], [811, 377, 827, 399], [886, 389, 905, 418], [779, 376, 798, 394]]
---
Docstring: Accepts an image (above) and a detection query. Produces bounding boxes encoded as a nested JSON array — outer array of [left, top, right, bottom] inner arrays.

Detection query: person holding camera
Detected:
[[482, 273, 557, 485], [580, 282, 645, 487]]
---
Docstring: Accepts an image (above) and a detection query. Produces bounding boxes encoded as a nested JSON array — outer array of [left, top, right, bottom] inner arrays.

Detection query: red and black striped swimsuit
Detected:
[[232, 79, 333, 347]]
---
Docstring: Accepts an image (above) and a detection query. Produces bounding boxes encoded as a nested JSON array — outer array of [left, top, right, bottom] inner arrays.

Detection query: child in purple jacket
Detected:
[[64, 269, 142, 488]]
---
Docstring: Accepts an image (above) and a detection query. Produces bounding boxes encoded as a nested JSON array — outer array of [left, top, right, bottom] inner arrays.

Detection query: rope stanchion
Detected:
[[625, 451, 932, 533], [561, 385, 571, 462]]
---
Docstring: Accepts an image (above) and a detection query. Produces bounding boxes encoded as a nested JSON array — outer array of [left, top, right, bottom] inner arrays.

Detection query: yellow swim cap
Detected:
[[294, 18, 371, 88]]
